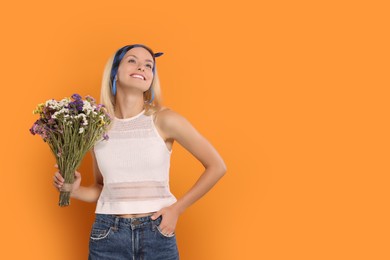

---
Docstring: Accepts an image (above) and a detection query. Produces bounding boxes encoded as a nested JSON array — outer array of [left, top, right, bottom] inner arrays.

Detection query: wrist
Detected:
[[170, 202, 186, 215], [69, 186, 81, 199]]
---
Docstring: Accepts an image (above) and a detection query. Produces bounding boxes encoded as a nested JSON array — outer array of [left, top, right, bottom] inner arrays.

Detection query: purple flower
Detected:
[[29, 122, 38, 135], [42, 106, 53, 120], [71, 94, 82, 100], [48, 118, 56, 125], [76, 103, 83, 111], [103, 133, 109, 141], [29, 121, 51, 142], [85, 95, 96, 103], [68, 99, 84, 113], [95, 104, 106, 113]]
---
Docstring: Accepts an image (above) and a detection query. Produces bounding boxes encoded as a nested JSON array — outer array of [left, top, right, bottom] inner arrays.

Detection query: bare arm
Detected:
[[164, 110, 227, 214], [53, 148, 103, 203], [151, 108, 227, 234]]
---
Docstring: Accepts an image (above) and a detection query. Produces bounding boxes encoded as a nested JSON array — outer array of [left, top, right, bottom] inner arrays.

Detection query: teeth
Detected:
[[131, 74, 144, 80]]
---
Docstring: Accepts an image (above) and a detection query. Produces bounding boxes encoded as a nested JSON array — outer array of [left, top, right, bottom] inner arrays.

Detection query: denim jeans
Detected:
[[88, 214, 179, 260]]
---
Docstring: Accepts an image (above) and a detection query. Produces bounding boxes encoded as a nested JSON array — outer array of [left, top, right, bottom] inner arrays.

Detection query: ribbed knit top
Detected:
[[93, 109, 177, 214]]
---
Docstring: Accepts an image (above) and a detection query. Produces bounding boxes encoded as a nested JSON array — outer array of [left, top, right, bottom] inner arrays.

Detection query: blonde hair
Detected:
[[100, 51, 163, 126]]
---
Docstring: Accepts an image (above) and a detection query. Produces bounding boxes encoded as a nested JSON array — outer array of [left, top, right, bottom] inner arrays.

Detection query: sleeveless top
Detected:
[[93, 109, 177, 214]]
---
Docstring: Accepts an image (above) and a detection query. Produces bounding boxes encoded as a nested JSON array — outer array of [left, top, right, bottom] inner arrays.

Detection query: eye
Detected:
[[146, 63, 153, 69], [128, 59, 136, 63]]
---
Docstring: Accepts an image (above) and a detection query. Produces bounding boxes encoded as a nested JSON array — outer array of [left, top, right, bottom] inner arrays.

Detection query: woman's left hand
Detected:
[[151, 205, 180, 236]]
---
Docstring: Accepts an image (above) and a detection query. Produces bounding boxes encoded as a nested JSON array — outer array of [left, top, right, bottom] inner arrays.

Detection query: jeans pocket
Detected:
[[156, 224, 175, 238], [90, 222, 112, 241]]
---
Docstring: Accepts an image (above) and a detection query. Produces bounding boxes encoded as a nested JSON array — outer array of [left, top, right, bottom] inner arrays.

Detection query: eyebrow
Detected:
[[125, 54, 154, 64]]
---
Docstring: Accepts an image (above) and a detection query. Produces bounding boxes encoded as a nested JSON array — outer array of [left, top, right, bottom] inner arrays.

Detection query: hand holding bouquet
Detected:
[[30, 94, 111, 206]]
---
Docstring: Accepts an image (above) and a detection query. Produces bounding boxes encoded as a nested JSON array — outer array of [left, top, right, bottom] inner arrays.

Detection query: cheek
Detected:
[[116, 67, 126, 78], [146, 73, 154, 82], [117, 66, 133, 80], [118, 62, 136, 73]]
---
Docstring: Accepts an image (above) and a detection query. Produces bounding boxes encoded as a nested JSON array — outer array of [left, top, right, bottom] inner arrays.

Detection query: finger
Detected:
[[151, 210, 163, 220], [53, 176, 63, 185], [162, 227, 172, 234], [158, 220, 171, 232], [161, 227, 174, 236], [158, 225, 168, 235], [54, 181, 63, 188], [53, 182, 62, 190], [55, 172, 64, 182], [53, 174, 62, 183], [54, 164, 58, 168], [74, 171, 81, 179]]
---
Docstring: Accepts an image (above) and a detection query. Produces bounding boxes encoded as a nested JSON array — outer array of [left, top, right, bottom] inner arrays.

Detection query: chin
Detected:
[[122, 83, 150, 92]]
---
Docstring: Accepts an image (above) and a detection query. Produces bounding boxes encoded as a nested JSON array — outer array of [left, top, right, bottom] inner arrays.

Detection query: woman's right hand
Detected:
[[53, 164, 82, 193]]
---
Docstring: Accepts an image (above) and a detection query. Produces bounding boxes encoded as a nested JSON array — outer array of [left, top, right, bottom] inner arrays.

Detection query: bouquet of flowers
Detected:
[[30, 94, 111, 207]]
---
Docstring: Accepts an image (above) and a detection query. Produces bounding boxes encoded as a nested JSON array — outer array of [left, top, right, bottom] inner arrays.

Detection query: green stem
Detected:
[[59, 191, 71, 207]]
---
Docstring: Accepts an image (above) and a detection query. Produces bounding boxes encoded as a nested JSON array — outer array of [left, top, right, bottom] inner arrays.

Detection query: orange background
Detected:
[[1, 0, 389, 259]]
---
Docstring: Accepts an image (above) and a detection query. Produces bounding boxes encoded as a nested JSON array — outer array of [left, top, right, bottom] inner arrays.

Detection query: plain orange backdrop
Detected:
[[1, 0, 389, 259]]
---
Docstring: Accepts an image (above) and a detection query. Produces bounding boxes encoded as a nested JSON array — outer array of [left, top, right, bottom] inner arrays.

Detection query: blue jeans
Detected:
[[88, 214, 179, 260]]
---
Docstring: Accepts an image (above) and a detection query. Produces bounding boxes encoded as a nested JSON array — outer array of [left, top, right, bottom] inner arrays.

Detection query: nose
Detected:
[[137, 66, 145, 71]]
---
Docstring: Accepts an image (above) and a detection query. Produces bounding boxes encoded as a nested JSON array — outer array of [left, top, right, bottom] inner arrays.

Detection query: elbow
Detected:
[[205, 159, 227, 178], [222, 165, 227, 177], [217, 162, 227, 178]]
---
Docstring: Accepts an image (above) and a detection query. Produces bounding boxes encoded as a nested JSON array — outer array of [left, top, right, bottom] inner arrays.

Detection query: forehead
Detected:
[[124, 47, 154, 61]]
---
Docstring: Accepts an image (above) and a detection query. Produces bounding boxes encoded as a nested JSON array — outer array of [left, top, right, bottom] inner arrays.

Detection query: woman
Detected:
[[53, 44, 227, 259]]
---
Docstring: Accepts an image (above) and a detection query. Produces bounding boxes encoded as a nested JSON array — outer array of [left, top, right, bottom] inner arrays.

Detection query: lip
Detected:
[[130, 73, 146, 80]]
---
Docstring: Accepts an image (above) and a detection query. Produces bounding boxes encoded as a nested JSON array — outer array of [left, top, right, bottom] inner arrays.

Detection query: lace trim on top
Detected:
[[99, 181, 173, 202]]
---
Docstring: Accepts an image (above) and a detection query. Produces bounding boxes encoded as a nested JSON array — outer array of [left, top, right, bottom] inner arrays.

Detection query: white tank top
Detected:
[[93, 109, 177, 214]]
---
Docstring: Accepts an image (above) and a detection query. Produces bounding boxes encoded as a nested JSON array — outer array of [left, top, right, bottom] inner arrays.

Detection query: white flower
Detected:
[[79, 127, 85, 134], [76, 114, 88, 126], [46, 98, 70, 111], [46, 99, 60, 109], [59, 98, 70, 107], [51, 108, 70, 121], [83, 100, 94, 116]]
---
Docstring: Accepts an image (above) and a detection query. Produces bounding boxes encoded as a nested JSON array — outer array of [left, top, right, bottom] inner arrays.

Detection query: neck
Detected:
[[114, 89, 145, 119]]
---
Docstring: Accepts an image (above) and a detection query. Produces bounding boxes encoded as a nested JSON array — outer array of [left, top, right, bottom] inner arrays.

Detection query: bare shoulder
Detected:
[[153, 106, 185, 122], [153, 106, 197, 141], [153, 106, 226, 171]]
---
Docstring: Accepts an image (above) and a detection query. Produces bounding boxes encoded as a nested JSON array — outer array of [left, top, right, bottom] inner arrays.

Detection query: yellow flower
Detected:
[[98, 118, 105, 126], [33, 103, 45, 114]]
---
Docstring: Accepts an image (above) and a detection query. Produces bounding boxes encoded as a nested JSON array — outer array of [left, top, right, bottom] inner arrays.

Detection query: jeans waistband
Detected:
[[94, 213, 161, 229]]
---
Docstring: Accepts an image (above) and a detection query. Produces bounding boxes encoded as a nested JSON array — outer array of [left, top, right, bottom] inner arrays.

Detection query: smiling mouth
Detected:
[[130, 74, 145, 80]]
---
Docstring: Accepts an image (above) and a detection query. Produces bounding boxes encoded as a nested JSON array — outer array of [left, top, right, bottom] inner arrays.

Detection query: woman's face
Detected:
[[116, 47, 155, 93]]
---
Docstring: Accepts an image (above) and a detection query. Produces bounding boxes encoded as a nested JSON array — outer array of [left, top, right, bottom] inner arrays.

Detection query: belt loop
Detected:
[[113, 216, 119, 231], [151, 216, 157, 231]]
